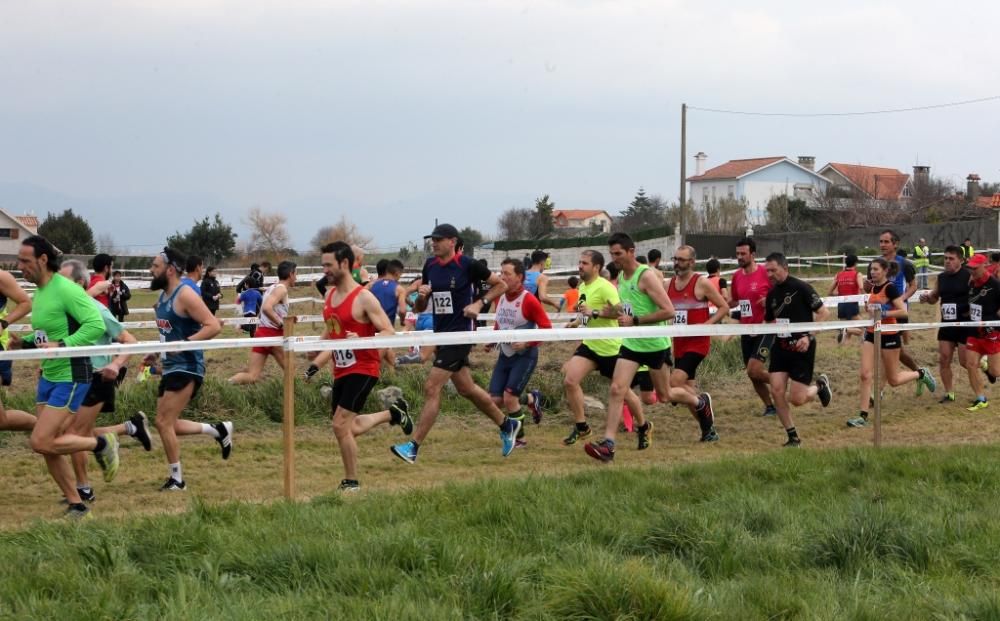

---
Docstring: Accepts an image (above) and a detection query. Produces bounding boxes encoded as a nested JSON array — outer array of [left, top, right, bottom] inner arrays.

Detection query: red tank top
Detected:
[[324, 286, 381, 379], [668, 273, 711, 355], [834, 269, 860, 296]]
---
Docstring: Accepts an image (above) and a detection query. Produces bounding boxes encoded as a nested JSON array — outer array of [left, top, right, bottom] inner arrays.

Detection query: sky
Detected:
[[1, 0, 998, 253]]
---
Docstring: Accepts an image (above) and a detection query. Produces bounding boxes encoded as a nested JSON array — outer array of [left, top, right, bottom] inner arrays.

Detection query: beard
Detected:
[[150, 274, 168, 291]]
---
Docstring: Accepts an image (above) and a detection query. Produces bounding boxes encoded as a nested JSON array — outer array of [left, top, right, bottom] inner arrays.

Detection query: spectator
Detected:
[[562, 275, 580, 312], [913, 237, 930, 289], [236, 263, 263, 294], [961, 238, 975, 262], [200, 266, 223, 315], [108, 270, 132, 322]]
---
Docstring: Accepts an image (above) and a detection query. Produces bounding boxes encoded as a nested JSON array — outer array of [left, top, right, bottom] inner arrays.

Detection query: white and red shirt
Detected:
[[493, 287, 552, 357], [730, 264, 772, 325]]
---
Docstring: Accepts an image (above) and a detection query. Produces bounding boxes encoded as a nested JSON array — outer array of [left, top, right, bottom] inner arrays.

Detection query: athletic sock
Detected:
[[786, 427, 798, 440], [510, 410, 525, 438], [124, 420, 137, 436], [77, 484, 92, 493], [603, 438, 615, 449], [93, 435, 107, 453], [575, 422, 590, 432], [918, 369, 926, 379], [201, 423, 221, 439], [859, 411, 869, 420], [170, 462, 183, 483]]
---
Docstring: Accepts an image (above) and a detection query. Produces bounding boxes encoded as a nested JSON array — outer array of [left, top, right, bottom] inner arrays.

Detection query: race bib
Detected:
[[739, 299, 752, 318], [580, 313, 590, 327], [942, 303, 957, 321], [776, 318, 791, 338], [34, 330, 48, 345], [334, 349, 356, 369], [674, 310, 688, 325], [621, 303, 633, 316], [971, 304, 983, 323], [432, 291, 454, 315]]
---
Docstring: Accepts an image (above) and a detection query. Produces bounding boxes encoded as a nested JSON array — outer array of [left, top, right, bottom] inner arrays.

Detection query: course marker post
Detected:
[[873, 306, 882, 448], [282, 317, 297, 499]]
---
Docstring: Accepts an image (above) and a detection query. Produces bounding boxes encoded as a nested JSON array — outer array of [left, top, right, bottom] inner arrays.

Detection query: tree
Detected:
[[95, 232, 118, 255], [37, 209, 95, 254], [310, 215, 373, 252], [530, 194, 556, 238], [246, 207, 291, 256], [166, 213, 238, 265], [701, 197, 748, 233], [497, 207, 535, 240], [458, 226, 485, 249], [617, 187, 667, 232]]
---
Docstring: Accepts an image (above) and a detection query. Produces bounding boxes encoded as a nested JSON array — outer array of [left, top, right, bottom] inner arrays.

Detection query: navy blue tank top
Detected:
[[155, 283, 206, 376], [371, 279, 399, 325]]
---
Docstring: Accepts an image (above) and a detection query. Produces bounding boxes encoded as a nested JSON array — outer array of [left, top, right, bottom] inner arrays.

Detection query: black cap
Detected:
[[424, 223, 459, 239]]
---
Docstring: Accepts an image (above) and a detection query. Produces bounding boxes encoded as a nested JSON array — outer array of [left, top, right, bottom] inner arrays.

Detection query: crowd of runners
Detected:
[[1, 225, 998, 519]]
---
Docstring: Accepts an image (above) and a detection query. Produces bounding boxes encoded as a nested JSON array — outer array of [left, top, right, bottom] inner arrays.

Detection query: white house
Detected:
[[552, 209, 613, 233], [0, 208, 40, 255], [817, 162, 913, 202], [686, 155, 830, 226]]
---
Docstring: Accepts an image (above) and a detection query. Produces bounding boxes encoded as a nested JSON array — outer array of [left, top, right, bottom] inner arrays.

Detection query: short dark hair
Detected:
[[636, 255, 648, 264], [880, 229, 900, 244], [567, 275, 579, 288], [735, 237, 756, 253], [185, 255, 203, 273], [277, 260, 296, 280], [161, 247, 186, 273], [321, 241, 354, 267], [991, 253, 1000, 263], [92, 253, 114, 273], [387, 259, 404, 275], [965, 238, 972, 243], [607, 232, 635, 251], [606, 262, 621, 280], [845, 254, 858, 268], [375, 259, 389, 277], [581, 249, 605, 270], [112, 270, 123, 277], [765, 252, 788, 268], [22, 235, 61, 271], [250, 263, 260, 271], [647, 249, 661, 263], [943, 245, 962, 257], [530, 250, 548, 265], [501, 257, 525, 278], [706, 258, 721, 274]]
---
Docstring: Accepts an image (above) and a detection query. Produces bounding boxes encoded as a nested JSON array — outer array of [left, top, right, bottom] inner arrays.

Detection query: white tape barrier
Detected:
[[119, 297, 323, 315]]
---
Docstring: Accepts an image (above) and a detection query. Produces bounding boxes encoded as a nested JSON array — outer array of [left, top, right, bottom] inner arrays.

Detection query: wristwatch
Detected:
[[591, 310, 600, 320], [0, 319, 7, 330]]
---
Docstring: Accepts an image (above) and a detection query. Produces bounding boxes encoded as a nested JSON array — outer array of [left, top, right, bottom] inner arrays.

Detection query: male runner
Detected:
[[150, 247, 228, 491], [524, 250, 560, 310], [229, 261, 296, 384], [585, 233, 675, 462], [729, 237, 775, 416], [762, 253, 833, 447], [0, 268, 34, 432], [321, 242, 412, 491], [89, 253, 114, 307], [963, 254, 1000, 411], [919, 246, 971, 403], [871, 230, 920, 374], [390, 223, 520, 462], [182, 255, 204, 295], [829, 254, 865, 344], [667, 245, 728, 442]]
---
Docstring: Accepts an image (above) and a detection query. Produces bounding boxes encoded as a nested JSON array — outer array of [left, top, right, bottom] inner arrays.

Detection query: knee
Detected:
[[642, 394, 658, 406], [503, 394, 520, 411], [331, 416, 351, 439], [154, 416, 172, 433], [789, 394, 808, 407], [29, 434, 54, 455], [454, 382, 476, 399], [423, 383, 443, 400], [563, 374, 580, 390], [609, 381, 630, 399], [859, 370, 873, 383]]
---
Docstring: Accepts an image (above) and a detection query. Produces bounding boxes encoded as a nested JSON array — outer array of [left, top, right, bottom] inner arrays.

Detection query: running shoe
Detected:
[[396, 353, 423, 366], [584, 439, 615, 463], [160, 478, 187, 491], [78, 487, 96, 502], [846, 416, 868, 428], [130, 411, 152, 451], [337, 479, 360, 493], [389, 398, 413, 435], [918, 367, 937, 394], [636, 421, 653, 450], [700, 428, 720, 443], [391, 440, 418, 464], [214, 422, 234, 460], [500, 418, 521, 457], [64, 503, 92, 520], [939, 392, 956, 404], [762, 405, 777, 417], [529, 389, 543, 424], [783, 436, 802, 448], [816, 374, 832, 408], [563, 425, 592, 445], [94, 432, 120, 483], [303, 364, 320, 383], [967, 399, 989, 412]]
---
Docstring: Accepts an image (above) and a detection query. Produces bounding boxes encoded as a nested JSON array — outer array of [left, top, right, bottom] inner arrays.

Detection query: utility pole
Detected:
[[679, 103, 687, 239]]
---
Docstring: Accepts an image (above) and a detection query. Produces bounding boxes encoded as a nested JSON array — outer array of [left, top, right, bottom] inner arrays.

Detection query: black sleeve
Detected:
[[719, 278, 728, 289], [804, 282, 823, 312], [468, 259, 492, 284], [903, 260, 915, 283], [121, 282, 131, 300], [885, 283, 901, 301], [764, 292, 775, 322], [236, 276, 247, 294]]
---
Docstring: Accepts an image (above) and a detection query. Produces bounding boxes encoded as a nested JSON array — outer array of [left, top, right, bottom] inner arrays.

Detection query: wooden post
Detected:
[[873, 306, 882, 449], [282, 317, 297, 499]]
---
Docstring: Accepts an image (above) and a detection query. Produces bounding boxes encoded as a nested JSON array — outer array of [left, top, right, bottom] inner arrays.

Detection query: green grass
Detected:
[[3, 445, 1000, 620]]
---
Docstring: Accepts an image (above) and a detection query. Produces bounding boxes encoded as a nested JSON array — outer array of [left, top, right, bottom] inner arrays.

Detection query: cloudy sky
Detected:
[[1, 0, 998, 252]]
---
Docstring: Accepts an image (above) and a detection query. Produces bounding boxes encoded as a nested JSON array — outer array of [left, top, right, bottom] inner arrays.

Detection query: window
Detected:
[[727, 185, 735, 199], [702, 187, 709, 205], [0, 229, 12, 239]]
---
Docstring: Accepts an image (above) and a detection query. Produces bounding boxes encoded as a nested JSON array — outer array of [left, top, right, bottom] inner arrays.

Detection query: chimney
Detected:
[[967, 174, 981, 201], [694, 152, 707, 176], [797, 156, 815, 171], [913, 165, 930, 187]]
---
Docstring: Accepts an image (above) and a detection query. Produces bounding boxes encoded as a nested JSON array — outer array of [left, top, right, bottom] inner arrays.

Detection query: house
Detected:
[[0, 208, 40, 255], [552, 209, 613, 233], [817, 163, 913, 202], [686, 155, 830, 226]]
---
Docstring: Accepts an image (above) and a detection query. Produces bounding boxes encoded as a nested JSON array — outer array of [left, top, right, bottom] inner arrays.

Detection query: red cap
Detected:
[[968, 254, 988, 268]]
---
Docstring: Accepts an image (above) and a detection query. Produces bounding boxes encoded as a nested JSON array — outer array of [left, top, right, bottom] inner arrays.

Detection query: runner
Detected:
[[560, 249, 644, 446], [487, 258, 552, 448], [369, 259, 408, 366], [182, 255, 203, 295], [150, 247, 229, 491], [12, 236, 115, 519], [235, 263, 263, 294], [351, 245, 370, 284], [238, 284, 263, 337], [585, 233, 675, 463], [918, 246, 970, 404], [228, 261, 297, 384], [667, 245, 728, 442], [59, 260, 153, 503], [963, 254, 1000, 411], [705, 258, 730, 306], [729, 237, 776, 416], [829, 254, 865, 344], [390, 223, 521, 462], [762, 253, 833, 447], [524, 250, 561, 310], [0, 268, 34, 432], [871, 230, 920, 375], [89, 253, 114, 307], [320, 242, 412, 491], [848, 257, 936, 428]]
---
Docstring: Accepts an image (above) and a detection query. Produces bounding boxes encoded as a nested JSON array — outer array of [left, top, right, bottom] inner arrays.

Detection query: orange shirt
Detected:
[[563, 288, 580, 310]]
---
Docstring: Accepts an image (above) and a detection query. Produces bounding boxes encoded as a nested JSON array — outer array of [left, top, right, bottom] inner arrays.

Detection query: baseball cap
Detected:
[[424, 223, 459, 240], [968, 254, 988, 268]]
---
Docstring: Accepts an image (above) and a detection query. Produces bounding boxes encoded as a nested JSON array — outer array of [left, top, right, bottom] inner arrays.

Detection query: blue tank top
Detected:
[[371, 279, 399, 324], [524, 270, 540, 295], [155, 283, 206, 376], [892, 256, 908, 305]]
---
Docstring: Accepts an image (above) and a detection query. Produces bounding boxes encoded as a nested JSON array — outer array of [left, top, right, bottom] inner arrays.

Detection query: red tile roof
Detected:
[[824, 163, 910, 200], [975, 195, 1000, 208], [687, 157, 785, 181], [553, 210, 610, 220], [14, 215, 39, 229]]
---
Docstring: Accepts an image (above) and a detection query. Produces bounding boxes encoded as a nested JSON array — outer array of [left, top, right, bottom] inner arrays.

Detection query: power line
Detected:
[[688, 95, 1000, 118]]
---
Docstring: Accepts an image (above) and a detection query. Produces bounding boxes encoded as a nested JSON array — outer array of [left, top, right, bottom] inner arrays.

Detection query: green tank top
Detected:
[[618, 264, 670, 353]]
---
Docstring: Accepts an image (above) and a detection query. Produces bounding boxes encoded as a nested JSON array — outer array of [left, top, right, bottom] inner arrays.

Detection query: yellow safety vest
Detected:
[[913, 245, 929, 268]]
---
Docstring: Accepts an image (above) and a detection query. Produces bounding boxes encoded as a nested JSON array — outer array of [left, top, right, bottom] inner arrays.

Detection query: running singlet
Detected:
[[89, 273, 110, 307], [618, 264, 669, 353], [563, 288, 580, 311], [668, 273, 710, 356], [865, 282, 899, 336], [969, 275, 1000, 337], [258, 284, 289, 329], [239, 289, 262, 315], [730, 264, 771, 324], [155, 282, 206, 376], [937, 267, 970, 323], [421, 254, 492, 333], [371, 279, 400, 324], [577, 276, 621, 357], [28, 273, 105, 383], [324, 286, 380, 379], [181, 276, 202, 296], [833, 269, 860, 296], [493, 288, 552, 357], [524, 270, 540, 295]]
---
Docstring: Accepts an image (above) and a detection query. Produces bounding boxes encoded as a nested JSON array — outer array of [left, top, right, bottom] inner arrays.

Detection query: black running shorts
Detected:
[[740, 334, 774, 366], [158, 372, 204, 399], [433, 344, 473, 373], [769, 338, 816, 385], [331, 373, 379, 414], [673, 351, 705, 380], [618, 346, 670, 370], [572, 344, 618, 379], [82, 372, 117, 413]]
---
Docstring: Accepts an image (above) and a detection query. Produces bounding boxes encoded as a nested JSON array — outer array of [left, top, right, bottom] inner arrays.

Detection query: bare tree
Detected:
[[246, 207, 291, 255], [95, 232, 118, 255], [310, 215, 373, 252], [497, 207, 535, 240]]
